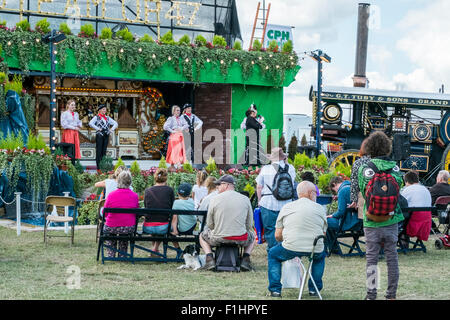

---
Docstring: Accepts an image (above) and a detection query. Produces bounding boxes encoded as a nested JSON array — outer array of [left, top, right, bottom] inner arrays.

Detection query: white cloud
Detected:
[[395, 0, 450, 92]]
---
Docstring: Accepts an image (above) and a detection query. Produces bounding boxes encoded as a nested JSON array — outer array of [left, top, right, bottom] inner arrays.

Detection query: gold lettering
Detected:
[[38, 0, 53, 13], [86, 0, 106, 19], [64, 0, 79, 15], [0, 0, 6, 9], [165, 2, 185, 26], [166, 1, 202, 27]]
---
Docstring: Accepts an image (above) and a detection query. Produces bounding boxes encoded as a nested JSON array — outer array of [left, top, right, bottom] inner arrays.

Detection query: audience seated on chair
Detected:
[[199, 175, 256, 272], [429, 170, 450, 205], [171, 183, 196, 236], [102, 170, 139, 258], [143, 168, 176, 256], [267, 181, 327, 298], [400, 170, 432, 241], [326, 176, 361, 253]]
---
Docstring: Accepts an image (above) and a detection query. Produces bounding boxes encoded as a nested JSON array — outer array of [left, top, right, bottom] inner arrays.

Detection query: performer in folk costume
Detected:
[[163, 105, 189, 167], [89, 104, 118, 170], [61, 99, 82, 159], [182, 103, 203, 163], [241, 104, 265, 165]]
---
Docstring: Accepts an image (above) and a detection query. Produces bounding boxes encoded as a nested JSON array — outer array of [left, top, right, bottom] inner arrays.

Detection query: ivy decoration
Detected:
[[0, 27, 299, 87]]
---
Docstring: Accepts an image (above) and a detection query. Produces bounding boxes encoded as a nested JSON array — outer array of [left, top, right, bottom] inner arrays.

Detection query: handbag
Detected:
[[281, 257, 303, 288]]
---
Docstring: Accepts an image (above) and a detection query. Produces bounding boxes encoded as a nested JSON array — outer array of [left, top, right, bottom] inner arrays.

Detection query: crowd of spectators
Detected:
[[98, 134, 445, 300]]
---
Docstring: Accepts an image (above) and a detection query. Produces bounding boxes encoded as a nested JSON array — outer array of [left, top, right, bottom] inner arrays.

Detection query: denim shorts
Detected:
[[143, 224, 169, 235]]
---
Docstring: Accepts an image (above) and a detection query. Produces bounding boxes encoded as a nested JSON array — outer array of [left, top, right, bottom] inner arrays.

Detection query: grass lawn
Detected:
[[0, 226, 449, 300]]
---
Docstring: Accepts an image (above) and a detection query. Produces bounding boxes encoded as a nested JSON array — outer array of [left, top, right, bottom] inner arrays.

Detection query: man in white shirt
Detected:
[[182, 103, 203, 163], [89, 104, 118, 171], [401, 170, 432, 208], [267, 181, 327, 298], [256, 147, 296, 252]]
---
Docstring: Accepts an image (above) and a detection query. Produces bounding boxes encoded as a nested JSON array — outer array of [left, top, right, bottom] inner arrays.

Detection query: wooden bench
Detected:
[[97, 208, 207, 264]]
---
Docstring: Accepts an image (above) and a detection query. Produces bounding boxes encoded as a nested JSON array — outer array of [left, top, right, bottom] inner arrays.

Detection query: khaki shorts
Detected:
[[201, 229, 255, 247]]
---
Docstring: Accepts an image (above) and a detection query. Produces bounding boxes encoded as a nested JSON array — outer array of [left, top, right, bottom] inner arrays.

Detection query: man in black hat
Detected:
[[182, 103, 203, 163], [199, 174, 256, 271], [89, 104, 118, 171]]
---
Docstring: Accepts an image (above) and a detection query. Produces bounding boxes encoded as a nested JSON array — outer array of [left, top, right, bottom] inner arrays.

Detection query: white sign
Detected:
[[265, 24, 293, 48]]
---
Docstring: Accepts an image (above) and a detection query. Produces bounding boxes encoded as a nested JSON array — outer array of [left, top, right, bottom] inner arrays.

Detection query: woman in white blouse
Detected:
[[60, 99, 82, 159], [163, 105, 188, 167]]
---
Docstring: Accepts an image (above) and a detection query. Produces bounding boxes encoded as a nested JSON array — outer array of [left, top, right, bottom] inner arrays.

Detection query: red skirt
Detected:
[[62, 129, 81, 159], [166, 131, 186, 165]]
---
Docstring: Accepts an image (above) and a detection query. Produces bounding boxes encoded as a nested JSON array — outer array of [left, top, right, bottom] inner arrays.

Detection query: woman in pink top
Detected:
[[103, 170, 139, 258]]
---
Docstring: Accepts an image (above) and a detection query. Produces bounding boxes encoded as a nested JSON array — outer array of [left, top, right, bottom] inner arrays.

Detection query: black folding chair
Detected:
[[326, 210, 365, 258]]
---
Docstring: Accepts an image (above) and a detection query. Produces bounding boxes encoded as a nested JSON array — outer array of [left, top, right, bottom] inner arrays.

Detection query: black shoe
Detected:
[[270, 291, 282, 298], [240, 256, 253, 272], [365, 295, 376, 300]]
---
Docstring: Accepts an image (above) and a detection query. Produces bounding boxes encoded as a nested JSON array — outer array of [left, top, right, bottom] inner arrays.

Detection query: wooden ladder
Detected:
[[249, 1, 271, 50]]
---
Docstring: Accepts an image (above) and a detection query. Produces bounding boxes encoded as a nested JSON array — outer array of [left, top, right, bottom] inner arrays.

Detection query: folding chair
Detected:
[[95, 199, 106, 243], [298, 235, 326, 300], [434, 196, 450, 233], [327, 211, 365, 257], [44, 196, 78, 246]]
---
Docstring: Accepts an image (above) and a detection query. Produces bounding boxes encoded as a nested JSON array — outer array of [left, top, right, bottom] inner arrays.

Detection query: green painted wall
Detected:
[[231, 85, 284, 164]]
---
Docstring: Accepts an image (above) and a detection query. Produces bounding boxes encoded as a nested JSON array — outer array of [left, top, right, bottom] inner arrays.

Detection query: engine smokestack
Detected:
[[353, 3, 370, 87]]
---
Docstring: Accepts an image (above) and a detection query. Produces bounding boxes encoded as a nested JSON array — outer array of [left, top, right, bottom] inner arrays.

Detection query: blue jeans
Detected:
[[143, 224, 168, 235], [268, 243, 326, 294], [260, 207, 280, 252]]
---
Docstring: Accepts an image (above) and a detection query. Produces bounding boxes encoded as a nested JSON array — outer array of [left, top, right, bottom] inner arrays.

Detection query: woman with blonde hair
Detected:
[[60, 99, 82, 159], [163, 105, 188, 167], [192, 170, 208, 209], [198, 176, 219, 211]]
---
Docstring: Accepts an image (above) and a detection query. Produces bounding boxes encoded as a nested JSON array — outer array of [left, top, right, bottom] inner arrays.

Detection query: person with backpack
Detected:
[[358, 131, 404, 300], [256, 147, 296, 252]]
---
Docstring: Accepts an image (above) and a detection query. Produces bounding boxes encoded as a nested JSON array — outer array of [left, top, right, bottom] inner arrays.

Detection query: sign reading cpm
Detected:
[[265, 24, 293, 48]]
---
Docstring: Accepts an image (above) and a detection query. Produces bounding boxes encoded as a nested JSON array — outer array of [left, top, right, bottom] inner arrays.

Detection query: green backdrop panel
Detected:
[[231, 84, 283, 164]]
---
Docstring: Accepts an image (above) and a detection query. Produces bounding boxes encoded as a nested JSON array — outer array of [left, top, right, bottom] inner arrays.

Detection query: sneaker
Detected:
[[240, 256, 253, 272], [365, 295, 376, 300], [309, 291, 319, 297], [269, 291, 282, 298], [203, 254, 216, 271]]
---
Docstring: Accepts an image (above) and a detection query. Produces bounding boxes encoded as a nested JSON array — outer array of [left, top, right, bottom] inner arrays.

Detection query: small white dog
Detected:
[[177, 245, 205, 271]]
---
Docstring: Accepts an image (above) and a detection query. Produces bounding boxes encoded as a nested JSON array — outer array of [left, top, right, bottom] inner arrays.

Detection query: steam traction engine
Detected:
[[310, 85, 450, 185]]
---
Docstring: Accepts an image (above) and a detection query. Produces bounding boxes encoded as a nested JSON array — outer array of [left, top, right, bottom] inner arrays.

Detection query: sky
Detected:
[[236, 0, 450, 116]]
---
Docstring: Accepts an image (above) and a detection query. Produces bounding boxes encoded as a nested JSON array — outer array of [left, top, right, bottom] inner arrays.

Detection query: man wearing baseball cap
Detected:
[[89, 104, 118, 171], [199, 175, 256, 271]]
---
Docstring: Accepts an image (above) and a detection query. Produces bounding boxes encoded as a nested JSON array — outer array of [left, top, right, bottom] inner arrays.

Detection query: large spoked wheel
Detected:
[[441, 144, 450, 172], [330, 149, 361, 170]]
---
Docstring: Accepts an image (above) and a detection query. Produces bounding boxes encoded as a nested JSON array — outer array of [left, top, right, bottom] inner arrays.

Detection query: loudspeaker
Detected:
[[391, 133, 411, 161], [54, 143, 75, 164]]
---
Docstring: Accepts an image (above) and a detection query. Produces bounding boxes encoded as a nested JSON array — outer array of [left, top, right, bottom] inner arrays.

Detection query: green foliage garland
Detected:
[[0, 27, 299, 86]]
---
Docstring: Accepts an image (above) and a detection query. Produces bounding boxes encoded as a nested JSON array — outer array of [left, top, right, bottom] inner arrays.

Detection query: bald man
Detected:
[[267, 181, 328, 298]]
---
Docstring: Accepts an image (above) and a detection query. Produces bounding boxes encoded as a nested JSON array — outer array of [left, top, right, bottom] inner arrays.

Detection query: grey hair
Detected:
[[171, 105, 180, 115], [297, 180, 316, 198], [116, 170, 132, 189], [438, 170, 450, 182]]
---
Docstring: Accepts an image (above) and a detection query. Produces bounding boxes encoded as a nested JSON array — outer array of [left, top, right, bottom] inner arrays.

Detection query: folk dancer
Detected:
[[182, 103, 203, 163], [89, 104, 118, 171], [163, 105, 189, 168], [60, 99, 82, 160]]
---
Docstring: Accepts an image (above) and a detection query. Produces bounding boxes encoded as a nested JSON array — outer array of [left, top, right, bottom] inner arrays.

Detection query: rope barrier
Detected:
[[0, 195, 16, 206]]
